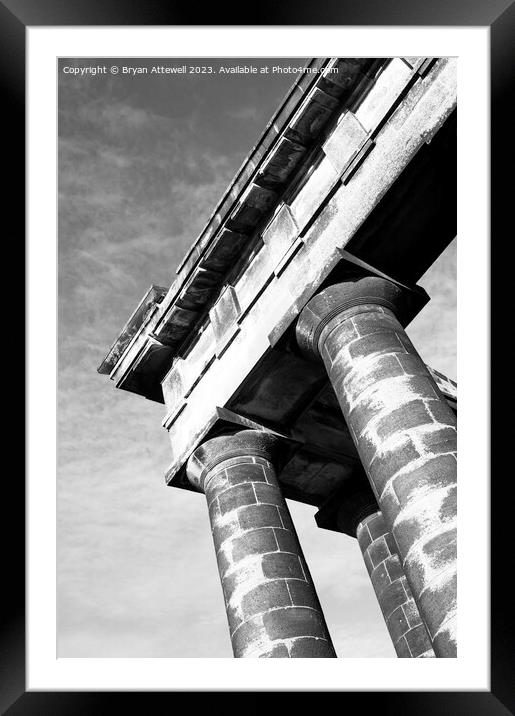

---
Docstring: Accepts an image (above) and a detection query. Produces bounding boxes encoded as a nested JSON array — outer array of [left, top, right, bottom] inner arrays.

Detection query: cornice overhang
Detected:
[[98, 57, 387, 399]]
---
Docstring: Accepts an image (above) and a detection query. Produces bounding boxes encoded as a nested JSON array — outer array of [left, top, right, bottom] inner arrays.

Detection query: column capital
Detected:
[[335, 489, 379, 538], [315, 477, 378, 536], [296, 276, 423, 361], [186, 429, 283, 493]]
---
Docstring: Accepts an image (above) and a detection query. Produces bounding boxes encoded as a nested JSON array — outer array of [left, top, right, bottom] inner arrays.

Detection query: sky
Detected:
[[57, 57, 456, 659]]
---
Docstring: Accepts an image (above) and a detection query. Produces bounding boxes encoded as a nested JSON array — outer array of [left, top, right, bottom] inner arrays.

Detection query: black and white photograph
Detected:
[[0, 0, 503, 706], [58, 56, 458, 660]]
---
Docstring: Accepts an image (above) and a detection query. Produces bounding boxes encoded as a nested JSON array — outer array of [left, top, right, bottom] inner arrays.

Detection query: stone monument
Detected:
[[99, 57, 457, 658]]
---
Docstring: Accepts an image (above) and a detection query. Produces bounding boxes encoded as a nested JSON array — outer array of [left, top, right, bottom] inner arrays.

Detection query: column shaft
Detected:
[[357, 511, 435, 657], [297, 278, 457, 657], [187, 431, 336, 658]]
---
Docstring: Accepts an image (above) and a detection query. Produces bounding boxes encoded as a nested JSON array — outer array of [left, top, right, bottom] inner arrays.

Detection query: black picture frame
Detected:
[[5, 0, 509, 713]]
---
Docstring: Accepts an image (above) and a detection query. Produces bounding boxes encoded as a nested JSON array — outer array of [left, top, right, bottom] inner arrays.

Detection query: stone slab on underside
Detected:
[[323, 110, 369, 175], [257, 137, 307, 188], [200, 229, 249, 273], [226, 183, 278, 234]]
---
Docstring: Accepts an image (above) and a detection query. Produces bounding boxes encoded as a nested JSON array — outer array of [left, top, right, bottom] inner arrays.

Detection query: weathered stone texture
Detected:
[[186, 430, 336, 658], [357, 511, 434, 657], [297, 277, 457, 657]]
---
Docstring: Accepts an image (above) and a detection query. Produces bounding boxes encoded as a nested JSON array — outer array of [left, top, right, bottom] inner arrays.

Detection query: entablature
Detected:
[[100, 57, 435, 398]]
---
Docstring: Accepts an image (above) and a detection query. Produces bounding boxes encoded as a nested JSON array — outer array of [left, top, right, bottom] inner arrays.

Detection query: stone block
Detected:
[[161, 362, 185, 410], [323, 111, 369, 176], [343, 354, 406, 403], [428, 399, 458, 427], [287, 579, 321, 610], [391, 454, 457, 509], [341, 138, 375, 184], [392, 486, 455, 557], [201, 228, 248, 272], [212, 517, 239, 549], [225, 466, 269, 487], [221, 457, 257, 470], [387, 605, 410, 641], [352, 308, 399, 337], [288, 156, 340, 232], [418, 571, 457, 638], [385, 555, 405, 583], [274, 528, 299, 554], [370, 560, 391, 594], [241, 580, 292, 620], [261, 552, 305, 580], [375, 400, 432, 441], [362, 547, 374, 575], [207, 495, 221, 522], [354, 58, 412, 131], [263, 607, 325, 640], [222, 568, 245, 600], [384, 531, 398, 556], [277, 505, 294, 531], [404, 526, 457, 594], [367, 536, 390, 568], [289, 637, 333, 657], [404, 623, 432, 658], [225, 598, 245, 633], [321, 321, 360, 363], [286, 87, 338, 144], [395, 635, 412, 658], [420, 426, 457, 456], [404, 374, 441, 401], [209, 285, 241, 351], [438, 484, 457, 523], [377, 482, 401, 526], [366, 512, 389, 540], [257, 136, 306, 188], [218, 482, 257, 516], [231, 528, 278, 563], [380, 578, 409, 619], [396, 352, 433, 378], [159, 303, 199, 341], [216, 548, 232, 579], [432, 621, 457, 657], [348, 330, 405, 361], [274, 238, 305, 277], [227, 183, 277, 233], [254, 482, 284, 507], [403, 598, 424, 628], [205, 471, 230, 497], [262, 203, 298, 262], [367, 439, 421, 497], [176, 267, 221, 311], [231, 615, 263, 655], [254, 456, 274, 469], [356, 522, 372, 551], [321, 58, 370, 96], [238, 504, 283, 531], [259, 643, 290, 658], [225, 462, 267, 484]]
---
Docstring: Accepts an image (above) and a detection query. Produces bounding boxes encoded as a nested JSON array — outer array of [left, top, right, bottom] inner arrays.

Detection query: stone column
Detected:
[[297, 276, 457, 657], [186, 429, 336, 658], [334, 489, 435, 658]]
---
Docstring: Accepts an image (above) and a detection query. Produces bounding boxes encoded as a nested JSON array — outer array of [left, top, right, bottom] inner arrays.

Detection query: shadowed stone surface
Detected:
[[186, 429, 337, 658], [297, 276, 457, 657], [356, 510, 435, 658]]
